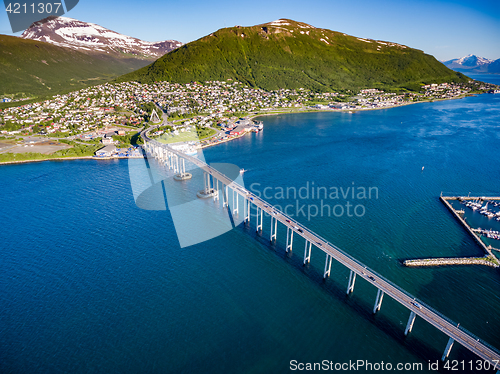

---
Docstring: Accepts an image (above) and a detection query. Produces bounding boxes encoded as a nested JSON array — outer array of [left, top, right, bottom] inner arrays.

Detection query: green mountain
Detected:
[[117, 19, 467, 92], [0, 34, 150, 98]]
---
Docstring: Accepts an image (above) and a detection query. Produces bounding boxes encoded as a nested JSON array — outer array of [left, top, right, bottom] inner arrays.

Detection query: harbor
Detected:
[[403, 195, 500, 268]]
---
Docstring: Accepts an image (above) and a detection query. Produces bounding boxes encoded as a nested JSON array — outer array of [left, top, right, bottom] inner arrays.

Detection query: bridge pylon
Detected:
[[270, 216, 277, 242], [286, 227, 293, 252], [405, 311, 416, 336], [303, 241, 311, 265], [347, 270, 356, 293], [324, 254, 332, 278], [442, 337, 455, 361], [373, 289, 384, 313]]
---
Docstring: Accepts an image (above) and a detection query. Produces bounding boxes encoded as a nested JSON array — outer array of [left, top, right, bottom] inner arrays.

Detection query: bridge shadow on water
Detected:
[[233, 219, 492, 373]]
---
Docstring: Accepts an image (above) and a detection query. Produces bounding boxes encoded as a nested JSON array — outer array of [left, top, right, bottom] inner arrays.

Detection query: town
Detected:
[[0, 79, 497, 160]]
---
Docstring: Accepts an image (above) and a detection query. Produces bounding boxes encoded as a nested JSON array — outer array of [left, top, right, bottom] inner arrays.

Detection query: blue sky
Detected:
[[1, 0, 499, 61]]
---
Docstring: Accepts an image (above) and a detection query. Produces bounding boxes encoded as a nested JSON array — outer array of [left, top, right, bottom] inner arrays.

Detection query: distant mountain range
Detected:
[[443, 54, 500, 74], [117, 19, 468, 92], [0, 16, 182, 97], [21, 16, 182, 60]]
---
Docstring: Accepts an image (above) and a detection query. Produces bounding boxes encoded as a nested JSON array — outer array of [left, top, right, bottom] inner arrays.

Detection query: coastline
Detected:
[[0, 155, 143, 166], [249, 93, 473, 122], [0, 93, 477, 166], [200, 97, 472, 150]]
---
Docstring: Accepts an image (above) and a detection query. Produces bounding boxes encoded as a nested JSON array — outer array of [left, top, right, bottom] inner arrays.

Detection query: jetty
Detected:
[[404, 257, 498, 268]]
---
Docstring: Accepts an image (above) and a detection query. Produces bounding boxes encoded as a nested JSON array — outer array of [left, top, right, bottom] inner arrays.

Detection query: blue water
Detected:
[[468, 74, 500, 85], [1, 93, 500, 373]]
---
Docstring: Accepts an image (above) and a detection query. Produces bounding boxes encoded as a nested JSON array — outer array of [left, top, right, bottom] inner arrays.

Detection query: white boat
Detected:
[[240, 168, 246, 174]]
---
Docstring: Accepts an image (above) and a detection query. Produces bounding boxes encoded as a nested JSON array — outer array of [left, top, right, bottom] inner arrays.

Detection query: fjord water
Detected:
[[1, 93, 500, 373]]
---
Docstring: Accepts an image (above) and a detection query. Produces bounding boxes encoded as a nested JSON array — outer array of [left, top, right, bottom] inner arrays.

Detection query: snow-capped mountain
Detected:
[[443, 54, 500, 73], [445, 54, 492, 68], [457, 54, 493, 67], [21, 16, 182, 59]]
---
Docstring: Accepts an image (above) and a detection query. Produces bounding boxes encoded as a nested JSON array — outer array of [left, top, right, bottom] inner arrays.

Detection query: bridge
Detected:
[[141, 126, 500, 370]]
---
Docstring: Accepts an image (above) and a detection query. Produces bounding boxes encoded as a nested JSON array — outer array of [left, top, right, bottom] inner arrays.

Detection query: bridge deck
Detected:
[[142, 130, 500, 366]]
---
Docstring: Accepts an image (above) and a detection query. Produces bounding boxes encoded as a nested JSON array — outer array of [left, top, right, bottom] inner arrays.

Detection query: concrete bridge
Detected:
[[141, 127, 500, 370]]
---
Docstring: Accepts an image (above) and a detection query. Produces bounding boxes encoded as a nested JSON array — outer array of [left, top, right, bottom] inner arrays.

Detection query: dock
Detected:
[[440, 196, 497, 260]]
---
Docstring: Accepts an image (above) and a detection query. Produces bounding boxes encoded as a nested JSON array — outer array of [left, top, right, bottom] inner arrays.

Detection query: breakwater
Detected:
[[404, 257, 498, 268]]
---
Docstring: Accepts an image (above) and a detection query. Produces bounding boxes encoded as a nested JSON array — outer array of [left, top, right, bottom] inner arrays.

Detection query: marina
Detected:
[[474, 229, 500, 241], [403, 196, 500, 268]]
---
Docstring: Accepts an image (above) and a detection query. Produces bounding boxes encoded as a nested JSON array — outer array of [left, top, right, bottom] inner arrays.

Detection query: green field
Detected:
[[156, 128, 217, 144], [157, 130, 199, 144], [0, 143, 102, 163], [197, 128, 217, 140]]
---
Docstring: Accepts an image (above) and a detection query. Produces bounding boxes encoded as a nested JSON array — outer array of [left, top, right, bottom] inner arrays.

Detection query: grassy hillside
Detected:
[[0, 35, 151, 98], [117, 19, 467, 92]]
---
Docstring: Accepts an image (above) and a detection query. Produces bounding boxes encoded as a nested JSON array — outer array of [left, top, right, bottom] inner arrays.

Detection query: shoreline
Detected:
[[249, 93, 473, 121], [0, 93, 478, 166], [0, 155, 143, 166], [201, 95, 473, 150]]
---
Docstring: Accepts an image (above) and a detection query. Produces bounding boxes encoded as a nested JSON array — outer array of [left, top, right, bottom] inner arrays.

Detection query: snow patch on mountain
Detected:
[[455, 54, 493, 67], [21, 16, 182, 59]]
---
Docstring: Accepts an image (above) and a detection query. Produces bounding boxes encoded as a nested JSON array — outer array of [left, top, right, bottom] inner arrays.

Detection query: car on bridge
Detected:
[[411, 301, 422, 309]]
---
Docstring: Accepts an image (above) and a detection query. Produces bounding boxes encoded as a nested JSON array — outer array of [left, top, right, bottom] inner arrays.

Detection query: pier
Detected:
[[440, 196, 498, 262], [441, 195, 498, 259], [141, 127, 500, 368]]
